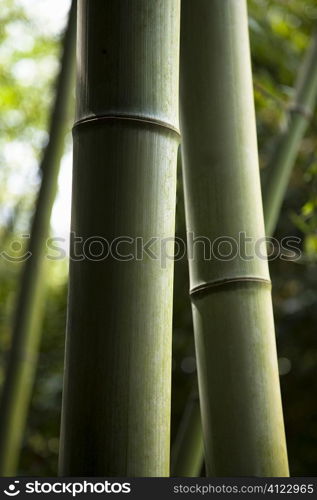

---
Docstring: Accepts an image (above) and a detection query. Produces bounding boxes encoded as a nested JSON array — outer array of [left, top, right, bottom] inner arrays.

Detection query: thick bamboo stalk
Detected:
[[173, 26, 317, 478], [0, 2, 76, 476], [58, 0, 180, 476], [263, 32, 317, 236], [180, 0, 289, 476]]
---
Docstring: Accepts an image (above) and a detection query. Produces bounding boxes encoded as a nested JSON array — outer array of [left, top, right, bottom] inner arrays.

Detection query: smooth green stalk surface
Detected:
[[174, 26, 317, 478], [59, 0, 180, 477], [0, 1, 76, 476], [180, 0, 289, 476]]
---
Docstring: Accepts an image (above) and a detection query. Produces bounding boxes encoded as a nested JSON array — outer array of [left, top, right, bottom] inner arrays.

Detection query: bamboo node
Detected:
[[73, 113, 181, 138], [190, 276, 272, 298]]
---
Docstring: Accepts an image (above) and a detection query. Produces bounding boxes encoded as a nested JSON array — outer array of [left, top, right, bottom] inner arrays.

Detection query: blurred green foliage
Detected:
[[0, 0, 317, 476], [0, 0, 70, 476]]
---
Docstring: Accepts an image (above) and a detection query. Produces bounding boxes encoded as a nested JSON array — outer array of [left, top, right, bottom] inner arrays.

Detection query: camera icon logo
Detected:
[[4, 481, 20, 496]]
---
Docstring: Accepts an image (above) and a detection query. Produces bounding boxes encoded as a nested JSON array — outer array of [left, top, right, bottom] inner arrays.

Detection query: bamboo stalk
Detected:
[[173, 25, 317, 478], [180, 0, 289, 476], [58, 0, 180, 476], [171, 393, 204, 477], [0, 2, 76, 476], [263, 32, 317, 236]]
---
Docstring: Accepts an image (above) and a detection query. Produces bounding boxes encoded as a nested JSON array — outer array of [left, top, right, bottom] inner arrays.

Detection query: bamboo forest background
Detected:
[[1, 0, 317, 476]]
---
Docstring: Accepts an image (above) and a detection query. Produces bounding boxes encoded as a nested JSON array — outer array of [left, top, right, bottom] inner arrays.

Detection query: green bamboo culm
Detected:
[[171, 393, 204, 477], [180, 0, 289, 476], [172, 26, 317, 478], [0, 1, 76, 476], [263, 32, 317, 236], [59, 0, 180, 476]]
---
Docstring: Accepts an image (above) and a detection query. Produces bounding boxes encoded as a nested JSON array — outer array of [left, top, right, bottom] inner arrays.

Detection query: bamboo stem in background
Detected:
[[171, 393, 204, 477], [173, 26, 317, 478], [179, 0, 289, 476], [59, 0, 180, 476], [263, 34, 317, 235], [0, 2, 76, 476], [263, 32, 317, 236]]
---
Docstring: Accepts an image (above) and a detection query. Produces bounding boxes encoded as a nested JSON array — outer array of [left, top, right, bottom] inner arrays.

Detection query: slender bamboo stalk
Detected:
[[171, 393, 204, 477], [0, 2, 76, 476], [173, 26, 317, 478], [58, 0, 180, 476], [180, 0, 289, 476], [263, 32, 317, 236]]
